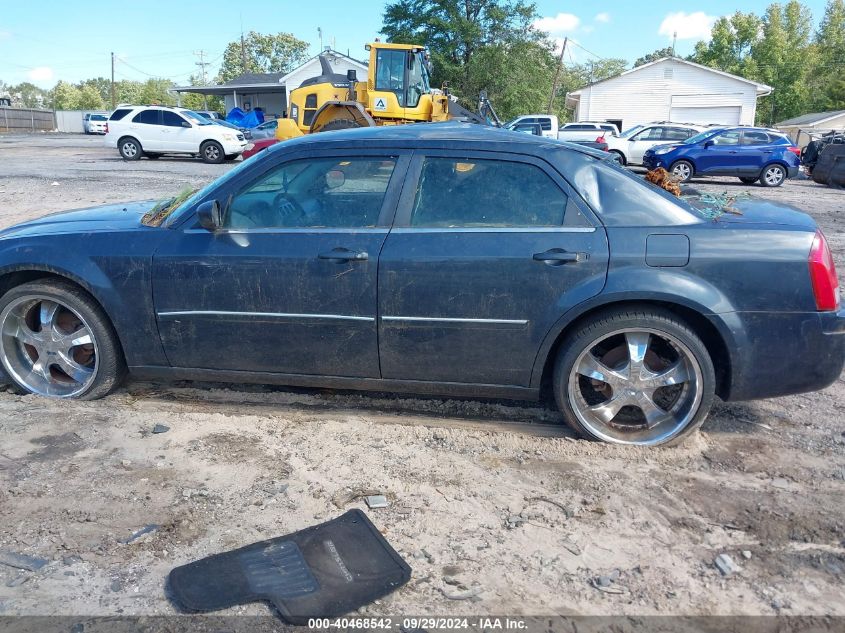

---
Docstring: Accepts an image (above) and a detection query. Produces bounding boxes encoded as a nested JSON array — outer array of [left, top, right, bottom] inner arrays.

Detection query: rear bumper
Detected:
[[786, 164, 800, 178], [725, 309, 845, 401]]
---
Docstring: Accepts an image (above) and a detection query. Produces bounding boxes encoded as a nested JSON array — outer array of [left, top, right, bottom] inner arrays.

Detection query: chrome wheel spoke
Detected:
[[59, 327, 92, 350], [625, 331, 650, 372], [577, 352, 626, 386], [646, 359, 690, 388], [588, 393, 629, 424], [7, 314, 41, 347], [39, 300, 59, 331], [635, 390, 668, 429], [56, 352, 93, 384]]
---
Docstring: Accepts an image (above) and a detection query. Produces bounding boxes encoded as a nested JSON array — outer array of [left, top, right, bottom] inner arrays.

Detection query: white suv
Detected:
[[602, 123, 705, 166], [105, 106, 247, 163]]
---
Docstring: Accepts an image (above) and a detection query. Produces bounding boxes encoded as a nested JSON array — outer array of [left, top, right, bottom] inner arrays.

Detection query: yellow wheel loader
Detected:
[[275, 42, 497, 141]]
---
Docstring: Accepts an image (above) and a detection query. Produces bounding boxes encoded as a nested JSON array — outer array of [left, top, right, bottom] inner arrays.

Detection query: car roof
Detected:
[[266, 121, 597, 155]]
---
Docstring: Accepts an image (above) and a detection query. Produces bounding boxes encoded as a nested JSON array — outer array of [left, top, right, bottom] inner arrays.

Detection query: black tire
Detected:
[[118, 137, 142, 161], [609, 150, 626, 166], [552, 306, 716, 447], [739, 176, 758, 184], [669, 160, 694, 183], [224, 153, 239, 161], [319, 119, 362, 133], [0, 279, 125, 400], [200, 141, 225, 164], [145, 153, 161, 160], [759, 164, 787, 187]]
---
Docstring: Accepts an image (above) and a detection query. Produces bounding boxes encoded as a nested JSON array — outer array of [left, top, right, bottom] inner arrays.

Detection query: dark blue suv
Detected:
[[642, 126, 801, 187]]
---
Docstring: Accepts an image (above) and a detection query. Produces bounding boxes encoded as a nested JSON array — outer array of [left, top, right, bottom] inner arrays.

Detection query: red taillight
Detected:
[[788, 146, 801, 157], [809, 231, 840, 311]]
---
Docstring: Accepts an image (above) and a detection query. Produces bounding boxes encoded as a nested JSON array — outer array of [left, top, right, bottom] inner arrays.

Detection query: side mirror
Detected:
[[704, 140, 714, 148], [346, 69, 357, 81], [196, 200, 222, 231]]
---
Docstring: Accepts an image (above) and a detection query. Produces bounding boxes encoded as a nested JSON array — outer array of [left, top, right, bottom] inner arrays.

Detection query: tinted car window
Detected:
[[162, 111, 187, 127], [713, 130, 741, 145], [109, 108, 132, 121], [538, 118, 552, 131], [225, 157, 396, 229], [91, 114, 107, 121], [634, 127, 664, 141], [132, 109, 160, 125], [565, 124, 597, 131], [410, 158, 567, 228], [742, 130, 771, 145], [556, 150, 700, 226], [664, 127, 692, 141]]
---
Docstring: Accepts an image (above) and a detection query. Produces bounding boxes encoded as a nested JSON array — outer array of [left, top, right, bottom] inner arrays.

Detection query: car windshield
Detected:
[[684, 129, 722, 144], [620, 125, 644, 137], [184, 111, 212, 125]]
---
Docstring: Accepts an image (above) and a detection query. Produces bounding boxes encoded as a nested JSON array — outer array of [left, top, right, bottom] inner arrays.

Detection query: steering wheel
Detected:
[[272, 193, 306, 225]]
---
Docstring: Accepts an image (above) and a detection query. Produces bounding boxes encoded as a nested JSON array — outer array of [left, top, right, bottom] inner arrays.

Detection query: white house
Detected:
[[565, 57, 772, 131], [174, 50, 369, 119]]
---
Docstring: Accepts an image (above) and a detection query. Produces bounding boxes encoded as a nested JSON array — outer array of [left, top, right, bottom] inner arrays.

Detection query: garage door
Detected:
[[669, 106, 742, 125]]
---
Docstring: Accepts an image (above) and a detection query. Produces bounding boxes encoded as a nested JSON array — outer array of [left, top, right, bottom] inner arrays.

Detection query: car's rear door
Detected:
[[737, 130, 774, 175], [377, 150, 609, 388], [152, 149, 409, 378]]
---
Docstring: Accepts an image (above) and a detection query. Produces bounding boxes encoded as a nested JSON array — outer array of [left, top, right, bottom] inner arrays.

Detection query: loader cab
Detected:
[[367, 43, 433, 122]]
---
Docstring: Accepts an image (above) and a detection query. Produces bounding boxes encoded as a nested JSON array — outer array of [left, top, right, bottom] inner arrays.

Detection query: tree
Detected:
[[689, 11, 762, 75], [810, 0, 845, 109], [9, 82, 48, 108], [634, 47, 674, 67], [139, 78, 177, 106], [381, 0, 547, 117], [77, 84, 105, 110], [217, 32, 309, 82], [180, 74, 224, 113], [79, 77, 112, 104], [51, 81, 81, 110]]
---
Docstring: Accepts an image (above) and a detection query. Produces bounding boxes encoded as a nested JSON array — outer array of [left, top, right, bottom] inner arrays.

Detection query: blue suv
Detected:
[[642, 126, 801, 187]]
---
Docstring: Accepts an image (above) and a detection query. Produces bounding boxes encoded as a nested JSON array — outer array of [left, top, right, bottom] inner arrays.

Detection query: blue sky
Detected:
[[0, 0, 832, 88]]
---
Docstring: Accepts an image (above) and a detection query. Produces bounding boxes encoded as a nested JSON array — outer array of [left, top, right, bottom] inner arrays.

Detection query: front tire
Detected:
[[553, 307, 715, 446], [760, 164, 787, 187], [670, 160, 693, 183], [200, 141, 224, 164], [118, 137, 142, 161], [0, 280, 125, 400]]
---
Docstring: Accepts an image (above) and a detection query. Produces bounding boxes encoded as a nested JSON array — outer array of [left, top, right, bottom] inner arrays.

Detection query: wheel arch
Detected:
[[532, 297, 734, 401], [0, 267, 129, 367], [117, 135, 141, 148]]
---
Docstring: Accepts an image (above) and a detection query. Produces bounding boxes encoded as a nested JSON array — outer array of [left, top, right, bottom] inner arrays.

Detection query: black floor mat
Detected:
[[168, 509, 411, 625]]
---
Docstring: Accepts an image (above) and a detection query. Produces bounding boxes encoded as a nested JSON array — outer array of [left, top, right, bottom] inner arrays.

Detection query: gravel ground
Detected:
[[0, 133, 843, 619]]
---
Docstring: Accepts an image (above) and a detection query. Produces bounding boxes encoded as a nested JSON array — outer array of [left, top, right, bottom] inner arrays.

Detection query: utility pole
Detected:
[[318, 27, 323, 54], [672, 31, 677, 57], [110, 51, 116, 108], [241, 32, 247, 73], [547, 36, 568, 114], [194, 50, 210, 110]]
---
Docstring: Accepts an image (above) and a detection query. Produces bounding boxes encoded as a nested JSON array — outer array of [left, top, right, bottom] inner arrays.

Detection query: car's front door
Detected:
[[698, 129, 742, 174], [627, 126, 665, 163], [160, 110, 196, 152], [152, 150, 408, 377], [128, 109, 164, 151], [377, 151, 609, 387]]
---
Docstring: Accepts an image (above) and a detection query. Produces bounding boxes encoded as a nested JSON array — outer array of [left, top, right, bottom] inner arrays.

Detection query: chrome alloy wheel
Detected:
[[567, 328, 703, 445], [763, 165, 785, 186], [121, 141, 138, 158], [204, 144, 220, 161], [671, 162, 691, 181], [0, 295, 98, 397]]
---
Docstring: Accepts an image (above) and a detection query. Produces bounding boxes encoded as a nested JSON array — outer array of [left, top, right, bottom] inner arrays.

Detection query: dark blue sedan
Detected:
[[0, 123, 842, 446], [642, 126, 801, 187]]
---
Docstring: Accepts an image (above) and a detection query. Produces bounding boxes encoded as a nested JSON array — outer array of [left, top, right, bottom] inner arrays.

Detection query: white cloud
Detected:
[[658, 11, 717, 40], [27, 66, 54, 82], [595, 12, 610, 23], [533, 12, 580, 34]]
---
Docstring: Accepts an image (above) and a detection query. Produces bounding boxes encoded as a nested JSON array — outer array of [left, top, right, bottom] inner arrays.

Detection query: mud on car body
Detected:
[[0, 123, 842, 446]]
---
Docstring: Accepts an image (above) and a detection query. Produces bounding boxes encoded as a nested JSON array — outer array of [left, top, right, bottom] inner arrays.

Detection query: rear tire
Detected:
[[200, 141, 224, 164], [609, 150, 626, 166], [670, 160, 693, 183], [118, 137, 142, 161], [319, 119, 363, 133], [760, 164, 787, 187], [739, 176, 758, 184], [553, 307, 715, 446]]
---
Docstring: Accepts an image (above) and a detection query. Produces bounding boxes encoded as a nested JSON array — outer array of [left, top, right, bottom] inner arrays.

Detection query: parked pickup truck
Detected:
[[503, 115, 559, 139], [558, 121, 619, 142]]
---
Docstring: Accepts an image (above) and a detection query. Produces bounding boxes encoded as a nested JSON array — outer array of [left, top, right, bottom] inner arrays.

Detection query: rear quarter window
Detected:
[[109, 108, 133, 121], [554, 150, 701, 226]]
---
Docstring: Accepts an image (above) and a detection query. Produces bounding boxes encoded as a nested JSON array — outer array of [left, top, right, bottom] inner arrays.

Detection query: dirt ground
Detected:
[[0, 133, 843, 619]]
